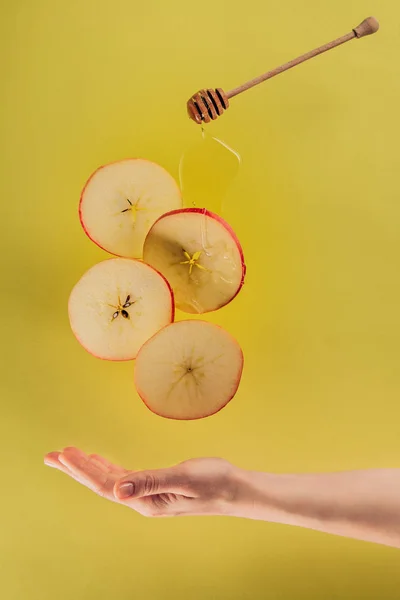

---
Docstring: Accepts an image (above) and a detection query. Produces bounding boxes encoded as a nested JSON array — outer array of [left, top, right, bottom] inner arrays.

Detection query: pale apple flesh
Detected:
[[79, 159, 182, 258], [134, 320, 244, 419], [68, 258, 174, 361], [143, 208, 246, 314]]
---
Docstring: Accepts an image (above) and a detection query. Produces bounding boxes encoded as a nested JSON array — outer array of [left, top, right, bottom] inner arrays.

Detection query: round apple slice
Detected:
[[134, 320, 243, 420], [79, 159, 182, 258], [68, 258, 174, 361], [143, 208, 246, 314]]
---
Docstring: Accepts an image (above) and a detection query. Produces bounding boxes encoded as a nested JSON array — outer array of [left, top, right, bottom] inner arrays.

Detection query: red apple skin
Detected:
[[134, 320, 244, 420], [144, 208, 246, 313], [68, 258, 175, 361], [78, 158, 182, 257]]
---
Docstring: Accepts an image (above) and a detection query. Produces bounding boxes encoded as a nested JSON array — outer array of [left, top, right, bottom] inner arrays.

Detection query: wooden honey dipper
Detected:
[[187, 16, 379, 124]]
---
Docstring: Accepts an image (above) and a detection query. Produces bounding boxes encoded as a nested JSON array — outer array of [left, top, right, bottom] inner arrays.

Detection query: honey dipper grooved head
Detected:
[[186, 16, 380, 124], [187, 88, 230, 124]]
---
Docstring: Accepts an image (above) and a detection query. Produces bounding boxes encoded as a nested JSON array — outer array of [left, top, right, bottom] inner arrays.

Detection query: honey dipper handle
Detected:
[[226, 17, 379, 99]]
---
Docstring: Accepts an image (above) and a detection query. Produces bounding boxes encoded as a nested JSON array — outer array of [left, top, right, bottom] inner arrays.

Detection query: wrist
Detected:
[[229, 468, 308, 526], [229, 469, 337, 530], [227, 467, 282, 520]]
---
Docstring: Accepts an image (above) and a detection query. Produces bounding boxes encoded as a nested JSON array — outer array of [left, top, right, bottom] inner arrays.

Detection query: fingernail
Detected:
[[117, 482, 134, 499]]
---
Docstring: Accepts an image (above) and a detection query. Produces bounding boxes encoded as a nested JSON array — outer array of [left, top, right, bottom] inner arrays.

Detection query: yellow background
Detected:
[[1, 0, 400, 598]]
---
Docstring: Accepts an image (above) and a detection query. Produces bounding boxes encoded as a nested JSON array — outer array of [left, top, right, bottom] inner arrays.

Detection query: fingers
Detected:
[[44, 451, 62, 468], [44, 451, 88, 486], [44, 447, 121, 499], [114, 466, 190, 501], [59, 447, 111, 493]]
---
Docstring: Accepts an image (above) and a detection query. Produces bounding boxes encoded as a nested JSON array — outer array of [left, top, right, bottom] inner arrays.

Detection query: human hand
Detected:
[[44, 447, 242, 517], [45, 448, 400, 548]]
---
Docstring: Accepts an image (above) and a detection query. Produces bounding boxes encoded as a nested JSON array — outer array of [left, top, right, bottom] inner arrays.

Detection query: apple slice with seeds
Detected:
[[143, 208, 246, 314], [68, 258, 174, 361], [79, 159, 182, 258], [134, 320, 244, 420]]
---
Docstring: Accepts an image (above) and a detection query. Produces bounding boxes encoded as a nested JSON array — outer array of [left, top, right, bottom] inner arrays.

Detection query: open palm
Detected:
[[44, 447, 239, 517]]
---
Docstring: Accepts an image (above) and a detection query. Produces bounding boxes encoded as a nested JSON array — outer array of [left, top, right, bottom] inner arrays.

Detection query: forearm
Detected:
[[232, 468, 400, 548]]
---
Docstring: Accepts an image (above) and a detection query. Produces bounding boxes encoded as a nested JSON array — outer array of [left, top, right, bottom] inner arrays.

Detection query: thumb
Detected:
[[113, 467, 187, 501]]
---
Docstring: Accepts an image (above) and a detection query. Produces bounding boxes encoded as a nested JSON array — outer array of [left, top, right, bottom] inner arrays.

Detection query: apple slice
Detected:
[[143, 208, 246, 313], [134, 320, 243, 419], [79, 159, 182, 258], [68, 258, 174, 361]]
